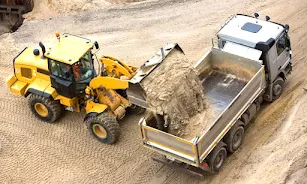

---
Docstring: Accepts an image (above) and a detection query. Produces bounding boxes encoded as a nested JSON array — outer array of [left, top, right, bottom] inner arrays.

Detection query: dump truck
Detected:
[[127, 14, 292, 175], [6, 33, 145, 144]]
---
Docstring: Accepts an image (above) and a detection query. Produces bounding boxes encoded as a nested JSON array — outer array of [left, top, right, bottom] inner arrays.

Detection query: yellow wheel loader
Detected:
[[6, 33, 145, 144]]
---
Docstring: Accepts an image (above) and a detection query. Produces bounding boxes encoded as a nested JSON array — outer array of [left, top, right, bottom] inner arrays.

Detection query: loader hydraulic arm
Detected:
[[100, 56, 137, 79], [89, 76, 129, 90]]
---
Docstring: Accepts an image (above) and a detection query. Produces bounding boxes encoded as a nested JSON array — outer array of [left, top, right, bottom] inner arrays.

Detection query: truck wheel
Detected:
[[272, 77, 284, 101], [86, 113, 120, 144], [127, 104, 146, 115], [224, 124, 245, 153], [208, 142, 227, 173], [28, 94, 63, 122]]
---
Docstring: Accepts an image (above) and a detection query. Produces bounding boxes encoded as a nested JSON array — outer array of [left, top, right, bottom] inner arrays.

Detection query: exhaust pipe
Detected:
[[39, 42, 46, 58]]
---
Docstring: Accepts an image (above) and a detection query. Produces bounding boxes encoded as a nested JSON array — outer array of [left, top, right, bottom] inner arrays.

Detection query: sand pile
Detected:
[[142, 49, 212, 139], [23, 0, 145, 20]]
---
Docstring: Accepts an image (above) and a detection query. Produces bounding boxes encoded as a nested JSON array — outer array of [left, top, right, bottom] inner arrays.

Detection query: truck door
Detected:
[[275, 33, 291, 78], [48, 59, 76, 98]]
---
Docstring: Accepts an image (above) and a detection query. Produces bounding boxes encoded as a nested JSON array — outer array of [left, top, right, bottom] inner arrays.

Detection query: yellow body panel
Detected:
[[14, 47, 49, 72], [6, 74, 17, 88], [44, 85, 58, 99], [35, 72, 50, 82], [85, 100, 108, 114], [46, 34, 93, 64], [55, 95, 78, 108], [25, 78, 50, 94], [89, 76, 129, 90], [9, 80, 28, 95]]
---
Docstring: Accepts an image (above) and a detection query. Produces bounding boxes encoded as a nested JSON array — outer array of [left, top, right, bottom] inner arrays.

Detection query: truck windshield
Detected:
[[72, 51, 94, 81]]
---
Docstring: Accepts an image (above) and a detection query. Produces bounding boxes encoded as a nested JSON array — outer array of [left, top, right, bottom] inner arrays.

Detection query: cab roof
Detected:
[[45, 33, 94, 65], [217, 15, 285, 48]]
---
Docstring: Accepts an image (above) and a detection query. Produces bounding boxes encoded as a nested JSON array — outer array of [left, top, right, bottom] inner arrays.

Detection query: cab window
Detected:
[[49, 59, 72, 80], [276, 34, 286, 56], [72, 51, 94, 82]]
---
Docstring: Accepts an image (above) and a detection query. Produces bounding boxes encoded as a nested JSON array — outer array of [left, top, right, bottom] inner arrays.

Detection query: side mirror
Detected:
[[94, 41, 99, 49], [285, 24, 290, 32], [254, 13, 259, 18]]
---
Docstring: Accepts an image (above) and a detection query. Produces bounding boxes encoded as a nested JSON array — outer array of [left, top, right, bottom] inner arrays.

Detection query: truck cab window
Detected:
[[276, 35, 286, 56]]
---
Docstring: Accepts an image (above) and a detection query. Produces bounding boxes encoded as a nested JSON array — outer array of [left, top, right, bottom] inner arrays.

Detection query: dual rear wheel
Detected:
[[208, 121, 245, 173]]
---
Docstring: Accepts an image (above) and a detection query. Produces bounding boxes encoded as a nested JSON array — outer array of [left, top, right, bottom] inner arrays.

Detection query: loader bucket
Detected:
[[126, 43, 185, 109]]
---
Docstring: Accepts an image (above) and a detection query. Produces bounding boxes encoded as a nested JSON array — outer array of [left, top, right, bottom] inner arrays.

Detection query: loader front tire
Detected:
[[86, 113, 120, 144], [28, 94, 63, 122]]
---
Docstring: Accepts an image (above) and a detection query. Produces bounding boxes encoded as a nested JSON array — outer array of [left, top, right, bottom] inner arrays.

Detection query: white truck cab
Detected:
[[217, 14, 292, 102]]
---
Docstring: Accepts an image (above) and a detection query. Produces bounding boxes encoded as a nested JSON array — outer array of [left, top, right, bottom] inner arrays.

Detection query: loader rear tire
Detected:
[[86, 113, 120, 144], [28, 94, 63, 123]]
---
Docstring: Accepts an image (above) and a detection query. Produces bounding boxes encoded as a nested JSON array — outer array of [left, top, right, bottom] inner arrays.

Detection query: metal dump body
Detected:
[[139, 48, 266, 167]]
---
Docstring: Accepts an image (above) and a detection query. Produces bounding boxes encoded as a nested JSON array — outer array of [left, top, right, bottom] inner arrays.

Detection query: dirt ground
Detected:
[[0, 0, 307, 183]]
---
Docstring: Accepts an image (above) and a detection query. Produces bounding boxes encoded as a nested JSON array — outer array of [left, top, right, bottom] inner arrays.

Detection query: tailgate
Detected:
[[139, 118, 200, 167]]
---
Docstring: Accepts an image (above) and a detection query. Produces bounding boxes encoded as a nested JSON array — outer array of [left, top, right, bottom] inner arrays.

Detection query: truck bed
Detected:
[[180, 71, 249, 140], [203, 71, 247, 110], [138, 47, 266, 167]]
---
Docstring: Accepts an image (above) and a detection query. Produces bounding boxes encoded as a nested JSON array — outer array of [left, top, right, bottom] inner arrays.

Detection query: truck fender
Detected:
[[236, 120, 245, 127], [278, 71, 287, 81], [216, 141, 226, 148]]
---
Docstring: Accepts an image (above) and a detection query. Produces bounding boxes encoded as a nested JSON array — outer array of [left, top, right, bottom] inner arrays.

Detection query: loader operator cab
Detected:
[[216, 14, 292, 102], [46, 33, 98, 98]]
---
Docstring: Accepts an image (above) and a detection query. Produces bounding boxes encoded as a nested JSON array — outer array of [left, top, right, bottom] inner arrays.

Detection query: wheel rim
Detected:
[[92, 124, 107, 139], [233, 129, 243, 149], [214, 151, 225, 169], [273, 83, 282, 96], [34, 103, 48, 117]]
